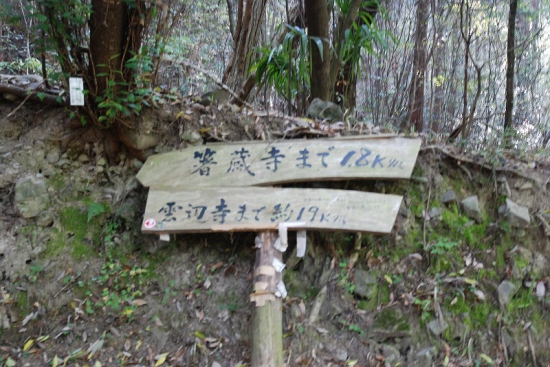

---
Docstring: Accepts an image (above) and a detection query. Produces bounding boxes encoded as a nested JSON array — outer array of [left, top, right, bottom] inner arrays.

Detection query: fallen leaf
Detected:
[[464, 278, 478, 286], [473, 289, 485, 301], [87, 338, 104, 358], [52, 355, 60, 367], [23, 339, 34, 351], [408, 253, 422, 261], [154, 353, 169, 366], [299, 300, 306, 314], [21, 312, 35, 326], [124, 338, 131, 351], [212, 362, 222, 367], [384, 275, 393, 285], [132, 299, 148, 306], [479, 353, 494, 365], [5, 358, 16, 367], [210, 262, 224, 272], [196, 309, 204, 322], [203, 279, 211, 289]]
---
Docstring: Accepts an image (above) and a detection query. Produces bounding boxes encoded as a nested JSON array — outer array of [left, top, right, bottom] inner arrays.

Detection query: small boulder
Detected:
[[498, 280, 517, 308], [306, 98, 344, 122], [15, 177, 51, 218], [461, 195, 482, 222], [502, 199, 530, 228], [441, 190, 457, 204]]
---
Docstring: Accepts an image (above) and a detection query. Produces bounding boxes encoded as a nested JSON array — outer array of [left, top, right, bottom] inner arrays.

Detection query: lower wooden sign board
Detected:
[[141, 186, 402, 234]]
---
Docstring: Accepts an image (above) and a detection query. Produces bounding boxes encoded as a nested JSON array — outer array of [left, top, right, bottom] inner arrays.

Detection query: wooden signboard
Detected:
[[141, 187, 402, 234], [136, 137, 421, 188], [136, 136, 421, 367]]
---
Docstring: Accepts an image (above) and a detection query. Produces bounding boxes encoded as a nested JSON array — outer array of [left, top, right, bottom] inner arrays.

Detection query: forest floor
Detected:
[[1, 97, 550, 367]]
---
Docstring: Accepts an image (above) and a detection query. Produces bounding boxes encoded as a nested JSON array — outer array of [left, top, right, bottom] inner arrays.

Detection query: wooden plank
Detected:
[[141, 187, 402, 234], [136, 137, 421, 188]]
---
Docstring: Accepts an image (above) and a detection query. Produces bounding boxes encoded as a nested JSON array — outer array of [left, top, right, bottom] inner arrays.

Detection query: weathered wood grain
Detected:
[[141, 186, 402, 234], [137, 137, 421, 188]]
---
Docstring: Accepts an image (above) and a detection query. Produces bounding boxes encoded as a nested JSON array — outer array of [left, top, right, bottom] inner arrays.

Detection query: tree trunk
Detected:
[[336, 3, 378, 111], [223, 0, 268, 97], [407, 0, 428, 133], [88, 0, 128, 97], [503, 0, 518, 147], [226, 0, 237, 38], [304, 0, 331, 101]]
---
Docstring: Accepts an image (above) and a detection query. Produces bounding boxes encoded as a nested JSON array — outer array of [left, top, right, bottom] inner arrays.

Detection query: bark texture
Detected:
[[504, 0, 518, 147], [223, 0, 268, 97], [407, 0, 428, 132]]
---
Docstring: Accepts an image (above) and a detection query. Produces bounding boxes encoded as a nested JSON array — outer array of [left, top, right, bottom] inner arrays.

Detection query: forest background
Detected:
[[0, 0, 549, 155]]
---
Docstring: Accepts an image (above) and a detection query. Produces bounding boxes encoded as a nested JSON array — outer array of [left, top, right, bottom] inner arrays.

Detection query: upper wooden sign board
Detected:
[[137, 136, 421, 188], [141, 187, 402, 234]]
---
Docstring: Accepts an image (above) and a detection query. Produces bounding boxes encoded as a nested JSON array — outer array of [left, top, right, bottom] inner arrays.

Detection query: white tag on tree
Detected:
[[69, 77, 85, 106]]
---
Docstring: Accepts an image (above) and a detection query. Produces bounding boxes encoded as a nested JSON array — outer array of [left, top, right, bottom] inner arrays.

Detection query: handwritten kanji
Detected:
[[270, 203, 294, 222], [261, 146, 285, 172], [227, 148, 255, 176], [158, 202, 182, 222], [185, 204, 208, 223], [192, 148, 217, 176], [211, 199, 230, 224]]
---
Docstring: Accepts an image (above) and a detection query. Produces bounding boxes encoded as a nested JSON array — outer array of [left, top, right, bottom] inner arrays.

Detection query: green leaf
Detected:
[[87, 202, 106, 222]]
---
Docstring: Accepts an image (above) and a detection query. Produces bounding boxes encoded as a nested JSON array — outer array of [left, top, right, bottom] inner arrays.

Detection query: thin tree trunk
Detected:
[[304, 0, 331, 101], [503, 0, 518, 147], [223, 0, 268, 96], [407, 0, 428, 132]]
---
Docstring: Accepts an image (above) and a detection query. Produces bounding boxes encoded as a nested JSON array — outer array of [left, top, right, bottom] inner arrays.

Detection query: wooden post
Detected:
[[250, 231, 283, 367]]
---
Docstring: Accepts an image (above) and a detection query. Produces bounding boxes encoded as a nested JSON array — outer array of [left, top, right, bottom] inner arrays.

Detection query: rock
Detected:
[[15, 177, 51, 218], [334, 348, 347, 362], [427, 318, 448, 336], [198, 89, 231, 106], [441, 190, 457, 204], [502, 199, 530, 228], [411, 176, 429, 183], [498, 280, 517, 308], [499, 179, 512, 197], [37, 211, 54, 227], [306, 98, 343, 122], [414, 346, 437, 367], [56, 158, 70, 167], [381, 344, 401, 364], [354, 269, 378, 299], [372, 307, 411, 340], [77, 153, 89, 163], [532, 252, 549, 277], [461, 195, 482, 222], [429, 207, 443, 219], [181, 130, 202, 144]]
